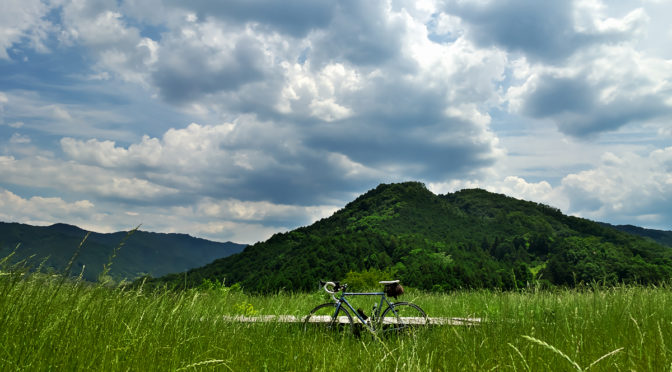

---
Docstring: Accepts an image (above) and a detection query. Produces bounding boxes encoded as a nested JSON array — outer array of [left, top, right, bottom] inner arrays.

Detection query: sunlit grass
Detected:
[[1, 256, 671, 371]]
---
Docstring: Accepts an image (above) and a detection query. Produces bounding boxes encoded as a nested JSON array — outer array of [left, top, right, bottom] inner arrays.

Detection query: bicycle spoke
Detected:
[[380, 302, 428, 334], [303, 303, 354, 334]]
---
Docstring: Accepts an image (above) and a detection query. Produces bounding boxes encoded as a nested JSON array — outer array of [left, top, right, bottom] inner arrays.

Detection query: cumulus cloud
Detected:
[[58, 0, 157, 85], [444, 0, 645, 62], [0, 187, 95, 226], [151, 20, 271, 103], [56, 0, 513, 206], [165, 0, 336, 38], [429, 176, 568, 212], [58, 119, 384, 205], [508, 45, 672, 137], [2, 0, 671, 242], [0, 0, 54, 59], [561, 147, 672, 228], [437, 145, 672, 230], [310, 0, 407, 67], [0, 155, 179, 202]]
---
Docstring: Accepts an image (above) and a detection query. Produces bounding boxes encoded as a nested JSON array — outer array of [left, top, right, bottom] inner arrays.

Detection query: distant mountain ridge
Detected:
[[0, 222, 246, 281], [148, 182, 672, 292], [602, 223, 672, 248]]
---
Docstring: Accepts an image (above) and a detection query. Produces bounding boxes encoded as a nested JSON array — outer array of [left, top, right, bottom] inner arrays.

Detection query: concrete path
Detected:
[[221, 315, 481, 326]]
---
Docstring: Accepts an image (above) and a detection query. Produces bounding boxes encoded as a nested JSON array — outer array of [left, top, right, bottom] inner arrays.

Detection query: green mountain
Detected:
[[0, 222, 245, 282], [603, 224, 672, 248], [148, 182, 672, 292]]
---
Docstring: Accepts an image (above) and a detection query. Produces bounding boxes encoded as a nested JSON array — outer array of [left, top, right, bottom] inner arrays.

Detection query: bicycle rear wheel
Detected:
[[303, 303, 354, 333], [380, 302, 428, 333]]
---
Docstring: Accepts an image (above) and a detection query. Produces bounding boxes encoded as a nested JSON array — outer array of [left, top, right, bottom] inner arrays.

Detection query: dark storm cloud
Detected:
[[305, 77, 498, 182], [521, 74, 671, 137], [144, 0, 501, 205], [152, 35, 269, 103], [311, 0, 407, 67], [523, 77, 595, 117], [220, 159, 375, 206], [443, 0, 628, 62], [187, 142, 381, 206], [309, 126, 494, 178], [167, 0, 336, 37]]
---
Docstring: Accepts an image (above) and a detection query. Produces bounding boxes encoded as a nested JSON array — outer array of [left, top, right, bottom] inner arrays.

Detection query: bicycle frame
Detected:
[[331, 290, 397, 330]]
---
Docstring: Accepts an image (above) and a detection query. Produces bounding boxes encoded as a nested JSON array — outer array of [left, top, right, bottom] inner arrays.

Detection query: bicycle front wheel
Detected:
[[303, 303, 354, 333], [380, 302, 428, 333]]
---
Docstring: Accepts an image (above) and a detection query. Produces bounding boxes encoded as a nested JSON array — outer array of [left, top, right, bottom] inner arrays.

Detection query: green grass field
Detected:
[[2, 260, 672, 371]]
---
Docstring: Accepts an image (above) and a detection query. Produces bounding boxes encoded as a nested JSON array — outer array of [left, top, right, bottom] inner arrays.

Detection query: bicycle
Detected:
[[303, 280, 428, 335]]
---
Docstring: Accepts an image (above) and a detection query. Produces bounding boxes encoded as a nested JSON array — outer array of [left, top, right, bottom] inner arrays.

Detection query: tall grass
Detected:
[[1, 256, 671, 370]]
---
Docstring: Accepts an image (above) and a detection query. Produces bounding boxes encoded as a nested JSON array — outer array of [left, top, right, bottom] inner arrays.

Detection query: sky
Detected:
[[1, 0, 671, 244]]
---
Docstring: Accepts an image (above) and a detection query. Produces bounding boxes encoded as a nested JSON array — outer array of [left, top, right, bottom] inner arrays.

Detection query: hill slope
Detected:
[[603, 224, 672, 247], [149, 182, 672, 292], [0, 222, 245, 281]]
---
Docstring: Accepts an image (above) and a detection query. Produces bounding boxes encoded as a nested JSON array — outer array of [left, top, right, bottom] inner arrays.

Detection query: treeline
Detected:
[[146, 182, 672, 292]]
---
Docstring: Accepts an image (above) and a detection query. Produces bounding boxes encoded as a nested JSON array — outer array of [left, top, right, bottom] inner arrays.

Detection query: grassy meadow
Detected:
[[2, 258, 672, 371]]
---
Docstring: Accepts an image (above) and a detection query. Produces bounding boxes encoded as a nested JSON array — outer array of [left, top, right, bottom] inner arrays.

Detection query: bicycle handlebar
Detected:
[[320, 280, 346, 294]]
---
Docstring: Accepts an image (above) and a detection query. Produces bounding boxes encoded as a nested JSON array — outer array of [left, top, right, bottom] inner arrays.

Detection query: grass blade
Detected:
[[522, 335, 582, 371]]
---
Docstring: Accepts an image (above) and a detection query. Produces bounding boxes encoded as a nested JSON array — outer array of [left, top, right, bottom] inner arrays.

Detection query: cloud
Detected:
[[507, 45, 672, 137], [444, 0, 645, 62], [433, 142, 672, 230], [0, 90, 135, 140], [52, 1, 510, 206], [310, 0, 407, 67], [58, 0, 157, 85], [561, 147, 672, 228], [0, 155, 179, 203], [58, 120, 383, 205], [0, 184, 286, 243], [165, 0, 336, 38], [9, 133, 30, 144], [3, 0, 671, 242], [194, 198, 338, 226], [0, 187, 95, 226], [443, 145, 672, 230], [0, 0, 54, 59], [429, 176, 568, 213], [151, 21, 271, 103]]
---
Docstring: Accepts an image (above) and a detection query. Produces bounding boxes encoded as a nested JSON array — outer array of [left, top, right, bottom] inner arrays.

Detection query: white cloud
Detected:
[[277, 62, 359, 120], [2, 0, 672, 243], [58, 1, 156, 85], [150, 18, 275, 103], [561, 147, 672, 227], [196, 198, 337, 222], [439, 145, 672, 230], [57, 118, 384, 205], [0, 0, 54, 59], [183, 220, 284, 245], [9, 133, 30, 144], [507, 43, 672, 137], [429, 176, 568, 212], [0, 187, 94, 226], [0, 155, 179, 202]]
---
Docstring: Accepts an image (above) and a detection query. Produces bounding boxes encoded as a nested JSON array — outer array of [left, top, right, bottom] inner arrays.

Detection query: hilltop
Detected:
[[148, 182, 672, 292], [0, 222, 245, 281]]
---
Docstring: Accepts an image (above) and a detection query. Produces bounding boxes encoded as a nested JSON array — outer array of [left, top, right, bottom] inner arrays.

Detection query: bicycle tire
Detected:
[[303, 303, 354, 333], [380, 302, 428, 333]]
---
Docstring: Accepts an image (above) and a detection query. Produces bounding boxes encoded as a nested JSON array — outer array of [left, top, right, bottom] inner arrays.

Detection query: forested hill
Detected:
[[148, 182, 672, 292], [0, 222, 245, 282], [602, 223, 672, 248]]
